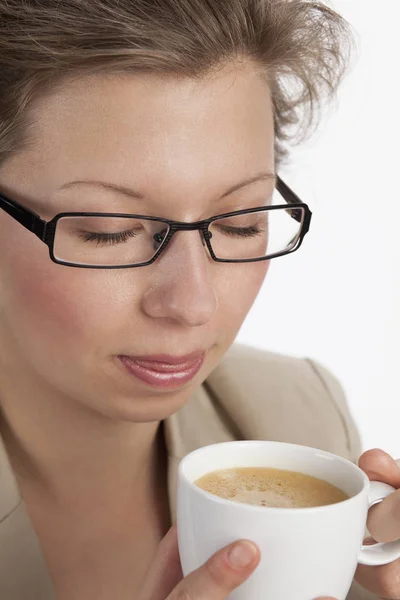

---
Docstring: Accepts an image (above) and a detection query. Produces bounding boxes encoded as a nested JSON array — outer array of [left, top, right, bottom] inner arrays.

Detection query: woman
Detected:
[[0, 1, 399, 599]]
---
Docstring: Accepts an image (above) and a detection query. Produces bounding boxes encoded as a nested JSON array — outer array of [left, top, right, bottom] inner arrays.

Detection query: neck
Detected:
[[0, 370, 169, 524]]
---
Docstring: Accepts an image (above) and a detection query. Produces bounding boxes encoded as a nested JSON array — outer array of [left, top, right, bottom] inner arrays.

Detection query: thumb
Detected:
[[358, 449, 400, 488], [166, 539, 260, 600], [138, 525, 183, 600]]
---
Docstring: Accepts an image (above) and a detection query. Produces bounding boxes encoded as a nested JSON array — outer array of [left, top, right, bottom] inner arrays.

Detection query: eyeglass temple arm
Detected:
[[276, 175, 303, 205], [0, 193, 46, 240], [276, 175, 311, 230]]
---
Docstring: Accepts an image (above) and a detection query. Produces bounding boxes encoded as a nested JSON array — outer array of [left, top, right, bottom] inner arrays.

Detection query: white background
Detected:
[[237, 1, 400, 457]]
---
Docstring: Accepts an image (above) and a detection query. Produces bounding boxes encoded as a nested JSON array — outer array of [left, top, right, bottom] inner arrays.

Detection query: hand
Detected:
[[138, 525, 335, 600], [355, 448, 400, 599]]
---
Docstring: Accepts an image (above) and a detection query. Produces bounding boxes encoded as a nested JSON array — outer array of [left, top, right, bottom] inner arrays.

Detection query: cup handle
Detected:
[[358, 481, 400, 566]]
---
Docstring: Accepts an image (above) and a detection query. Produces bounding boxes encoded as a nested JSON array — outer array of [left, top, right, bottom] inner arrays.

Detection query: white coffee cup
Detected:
[[177, 440, 400, 600]]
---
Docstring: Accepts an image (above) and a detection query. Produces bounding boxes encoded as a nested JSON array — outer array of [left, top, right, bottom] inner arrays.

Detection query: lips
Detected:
[[122, 350, 206, 370], [117, 350, 207, 388]]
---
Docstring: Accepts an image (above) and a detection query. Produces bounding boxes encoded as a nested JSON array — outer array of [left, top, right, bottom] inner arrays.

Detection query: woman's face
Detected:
[[0, 62, 275, 422]]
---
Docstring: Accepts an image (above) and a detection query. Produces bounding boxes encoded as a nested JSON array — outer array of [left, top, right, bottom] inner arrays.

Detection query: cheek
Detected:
[[218, 260, 269, 324], [14, 266, 88, 339], [0, 238, 136, 358]]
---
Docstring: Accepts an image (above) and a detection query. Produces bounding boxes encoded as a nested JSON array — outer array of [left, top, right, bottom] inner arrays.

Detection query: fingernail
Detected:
[[228, 541, 258, 568]]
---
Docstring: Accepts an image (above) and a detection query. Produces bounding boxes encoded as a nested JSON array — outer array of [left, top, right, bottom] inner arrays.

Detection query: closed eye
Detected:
[[79, 229, 139, 246], [216, 225, 264, 238]]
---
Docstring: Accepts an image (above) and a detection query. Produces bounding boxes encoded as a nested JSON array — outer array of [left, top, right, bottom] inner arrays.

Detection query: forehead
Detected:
[[3, 62, 275, 209]]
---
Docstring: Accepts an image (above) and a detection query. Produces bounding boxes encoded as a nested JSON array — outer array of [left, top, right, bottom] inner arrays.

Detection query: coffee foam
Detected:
[[195, 467, 348, 508]]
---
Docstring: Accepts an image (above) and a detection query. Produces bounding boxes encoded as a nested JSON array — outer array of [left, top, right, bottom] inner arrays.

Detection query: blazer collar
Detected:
[[0, 425, 21, 522]]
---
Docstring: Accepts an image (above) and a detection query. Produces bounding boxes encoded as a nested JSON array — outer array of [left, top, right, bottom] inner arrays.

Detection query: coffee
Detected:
[[194, 466, 349, 508]]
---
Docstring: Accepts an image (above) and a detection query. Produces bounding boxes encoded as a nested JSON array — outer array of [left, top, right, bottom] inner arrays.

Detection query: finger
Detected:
[[363, 535, 378, 545], [358, 449, 400, 488], [355, 557, 400, 600], [138, 525, 183, 600], [366, 487, 400, 542], [167, 539, 260, 600], [358, 450, 400, 542]]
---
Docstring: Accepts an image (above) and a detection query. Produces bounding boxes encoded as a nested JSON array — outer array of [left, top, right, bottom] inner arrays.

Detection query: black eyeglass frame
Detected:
[[0, 175, 312, 269]]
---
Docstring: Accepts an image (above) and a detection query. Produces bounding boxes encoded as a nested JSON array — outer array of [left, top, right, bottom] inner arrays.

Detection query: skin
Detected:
[[0, 60, 273, 598], [0, 60, 398, 600]]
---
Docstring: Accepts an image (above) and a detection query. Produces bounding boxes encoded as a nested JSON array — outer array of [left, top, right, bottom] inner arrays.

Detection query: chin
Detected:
[[93, 384, 196, 423]]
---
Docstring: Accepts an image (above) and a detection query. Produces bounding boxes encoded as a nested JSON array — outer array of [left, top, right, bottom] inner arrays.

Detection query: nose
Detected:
[[141, 229, 218, 327]]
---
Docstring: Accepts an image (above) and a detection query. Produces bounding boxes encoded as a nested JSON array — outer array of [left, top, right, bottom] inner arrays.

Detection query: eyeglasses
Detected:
[[0, 175, 312, 269]]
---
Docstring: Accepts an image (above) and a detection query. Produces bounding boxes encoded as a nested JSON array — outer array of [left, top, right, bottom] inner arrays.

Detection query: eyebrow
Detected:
[[59, 171, 277, 200]]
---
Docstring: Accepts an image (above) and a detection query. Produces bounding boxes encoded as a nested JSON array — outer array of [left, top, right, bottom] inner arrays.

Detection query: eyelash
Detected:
[[81, 229, 139, 246], [80, 223, 264, 247], [217, 225, 263, 238]]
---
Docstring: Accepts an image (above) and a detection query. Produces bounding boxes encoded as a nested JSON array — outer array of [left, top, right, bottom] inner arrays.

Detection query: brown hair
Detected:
[[0, 0, 355, 170]]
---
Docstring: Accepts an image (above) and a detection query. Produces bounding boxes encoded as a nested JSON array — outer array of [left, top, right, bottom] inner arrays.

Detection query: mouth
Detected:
[[117, 350, 207, 389]]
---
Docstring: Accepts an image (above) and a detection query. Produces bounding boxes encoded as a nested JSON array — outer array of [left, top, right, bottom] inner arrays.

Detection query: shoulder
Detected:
[[205, 343, 362, 462], [209, 343, 347, 402], [215, 344, 350, 407]]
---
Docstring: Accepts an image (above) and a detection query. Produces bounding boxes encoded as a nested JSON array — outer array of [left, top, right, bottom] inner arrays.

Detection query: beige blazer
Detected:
[[0, 343, 377, 599]]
